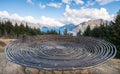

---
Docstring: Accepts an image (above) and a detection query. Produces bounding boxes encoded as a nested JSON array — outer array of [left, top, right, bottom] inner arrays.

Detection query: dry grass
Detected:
[[0, 38, 15, 53], [0, 49, 4, 53], [0, 38, 15, 44]]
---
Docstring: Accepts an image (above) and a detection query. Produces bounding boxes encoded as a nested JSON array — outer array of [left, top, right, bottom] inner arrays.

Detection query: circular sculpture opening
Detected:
[[5, 35, 117, 70]]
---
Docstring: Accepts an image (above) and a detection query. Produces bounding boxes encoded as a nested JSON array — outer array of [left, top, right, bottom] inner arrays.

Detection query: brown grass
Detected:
[[0, 38, 15, 53]]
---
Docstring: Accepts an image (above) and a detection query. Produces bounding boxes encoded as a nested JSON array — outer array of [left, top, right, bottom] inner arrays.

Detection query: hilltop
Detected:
[[0, 38, 120, 74]]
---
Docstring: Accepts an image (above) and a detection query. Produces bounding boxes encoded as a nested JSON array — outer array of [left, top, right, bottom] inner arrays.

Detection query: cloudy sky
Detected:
[[0, 0, 120, 27]]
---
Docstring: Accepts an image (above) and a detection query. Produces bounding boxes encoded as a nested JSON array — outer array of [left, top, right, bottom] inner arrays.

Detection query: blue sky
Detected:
[[0, 0, 120, 27]]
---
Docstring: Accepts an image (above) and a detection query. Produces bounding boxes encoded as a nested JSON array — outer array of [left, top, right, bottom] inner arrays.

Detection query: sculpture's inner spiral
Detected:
[[5, 35, 117, 70]]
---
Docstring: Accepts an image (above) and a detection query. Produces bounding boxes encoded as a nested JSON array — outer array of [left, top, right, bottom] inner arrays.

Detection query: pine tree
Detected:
[[110, 13, 120, 58], [59, 30, 61, 35], [1, 22, 5, 35], [83, 25, 91, 36], [89, 10, 120, 58], [64, 28, 68, 35], [14, 23, 19, 37], [77, 29, 81, 36]]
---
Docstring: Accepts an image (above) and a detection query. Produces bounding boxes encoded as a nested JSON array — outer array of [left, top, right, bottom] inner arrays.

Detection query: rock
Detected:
[[3, 62, 25, 74], [89, 60, 120, 74], [39, 70, 45, 74], [0, 53, 7, 74], [54, 70, 62, 74], [25, 67, 39, 74], [0, 41, 6, 47], [0, 53, 25, 74]]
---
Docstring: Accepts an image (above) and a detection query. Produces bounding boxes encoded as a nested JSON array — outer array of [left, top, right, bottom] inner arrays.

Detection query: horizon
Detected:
[[0, 0, 120, 27]]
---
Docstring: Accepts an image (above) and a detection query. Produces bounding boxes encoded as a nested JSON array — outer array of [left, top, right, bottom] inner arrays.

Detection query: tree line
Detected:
[[0, 21, 61, 38], [82, 10, 120, 58], [0, 21, 42, 38], [0, 20, 73, 39]]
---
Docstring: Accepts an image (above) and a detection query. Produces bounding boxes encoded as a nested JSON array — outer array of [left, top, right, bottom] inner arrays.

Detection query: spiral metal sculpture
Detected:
[[5, 35, 117, 70]]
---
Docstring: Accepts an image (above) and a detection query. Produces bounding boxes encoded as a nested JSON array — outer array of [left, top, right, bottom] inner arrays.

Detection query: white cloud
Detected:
[[0, 11, 37, 23], [11, 13, 23, 21], [86, 1, 95, 6], [0, 11, 9, 18], [81, 1, 96, 9], [0, 11, 64, 27], [74, 0, 84, 5], [62, 0, 71, 4], [96, 0, 119, 5], [83, 0, 119, 8], [26, 0, 34, 4], [39, 3, 46, 9], [24, 16, 37, 23], [62, 0, 84, 5], [0, 5, 114, 28], [39, 16, 64, 27], [47, 3, 62, 8], [63, 5, 113, 25]]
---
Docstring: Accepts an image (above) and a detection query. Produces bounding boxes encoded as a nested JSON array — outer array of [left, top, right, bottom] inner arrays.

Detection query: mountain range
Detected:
[[41, 19, 109, 35], [0, 17, 109, 35]]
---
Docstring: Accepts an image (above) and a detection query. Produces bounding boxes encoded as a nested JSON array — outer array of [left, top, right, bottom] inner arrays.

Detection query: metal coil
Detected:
[[5, 35, 117, 70]]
